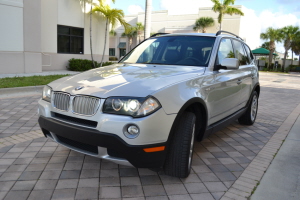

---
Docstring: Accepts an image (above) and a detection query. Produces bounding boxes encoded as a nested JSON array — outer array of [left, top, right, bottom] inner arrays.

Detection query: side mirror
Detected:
[[220, 58, 239, 70]]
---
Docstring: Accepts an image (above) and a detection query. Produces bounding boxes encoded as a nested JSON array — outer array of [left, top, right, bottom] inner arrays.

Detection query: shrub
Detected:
[[109, 57, 118, 61], [285, 65, 300, 72], [102, 61, 114, 66], [67, 59, 114, 71]]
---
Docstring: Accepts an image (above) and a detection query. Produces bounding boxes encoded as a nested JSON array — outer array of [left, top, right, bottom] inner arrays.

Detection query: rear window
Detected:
[[120, 36, 216, 67]]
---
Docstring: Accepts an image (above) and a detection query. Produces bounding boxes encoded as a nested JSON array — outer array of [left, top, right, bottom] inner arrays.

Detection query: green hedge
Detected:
[[67, 59, 114, 71], [262, 63, 282, 71], [109, 56, 118, 61], [285, 65, 300, 72]]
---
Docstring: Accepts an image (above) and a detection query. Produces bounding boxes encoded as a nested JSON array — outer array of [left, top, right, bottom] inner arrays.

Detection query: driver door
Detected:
[[206, 38, 242, 124]]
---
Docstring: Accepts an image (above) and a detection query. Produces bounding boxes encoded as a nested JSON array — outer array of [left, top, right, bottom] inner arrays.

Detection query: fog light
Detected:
[[124, 124, 140, 139]]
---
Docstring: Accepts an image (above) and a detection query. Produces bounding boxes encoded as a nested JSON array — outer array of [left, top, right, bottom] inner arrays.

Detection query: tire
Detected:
[[164, 112, 196, 178], [238, 91, 258, 125]]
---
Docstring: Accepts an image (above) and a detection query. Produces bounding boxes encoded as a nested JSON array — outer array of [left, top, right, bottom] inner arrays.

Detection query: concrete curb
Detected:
[[220, 102, 300, 200], [0, 85, 44, 98]]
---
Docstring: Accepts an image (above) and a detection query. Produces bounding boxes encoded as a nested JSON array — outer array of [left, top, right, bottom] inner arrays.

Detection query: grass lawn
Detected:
[[0, 74, 70, 89]]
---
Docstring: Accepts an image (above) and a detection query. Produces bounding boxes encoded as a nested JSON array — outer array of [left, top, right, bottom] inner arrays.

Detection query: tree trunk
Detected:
[[219, 22, 222, 31], [144, 0, 152, 39], [90, 4, 95, 68], [268, 41, 275, 69], [138, 30, 142, 44], [100, 19, 108, 67], [282, 50, 288, 72], [268, 50, 273, 70], [202, 28, 206, 33], [292, 50, 294, 63], [129, 37, 132, 51], [282, 40, 292, 71]]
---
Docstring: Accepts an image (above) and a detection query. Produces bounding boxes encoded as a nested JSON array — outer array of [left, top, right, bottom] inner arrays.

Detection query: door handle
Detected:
[[237, 80, 242, 85], [205, 87, 215, 91]]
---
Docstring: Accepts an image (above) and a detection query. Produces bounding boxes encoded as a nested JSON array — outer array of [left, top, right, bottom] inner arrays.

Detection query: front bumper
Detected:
[[38, 116, 168, 168]]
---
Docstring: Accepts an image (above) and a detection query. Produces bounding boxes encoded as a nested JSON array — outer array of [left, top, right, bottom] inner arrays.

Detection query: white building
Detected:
[[0, 0, 108, 75], [110, 6, 260, 59]]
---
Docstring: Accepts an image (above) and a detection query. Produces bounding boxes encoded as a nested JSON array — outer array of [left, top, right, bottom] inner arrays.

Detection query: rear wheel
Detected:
[[238, 91, 258, 125], [164, 112, 196, 178]]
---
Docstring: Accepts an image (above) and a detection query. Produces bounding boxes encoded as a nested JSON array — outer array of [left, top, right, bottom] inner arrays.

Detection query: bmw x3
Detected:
[[38, 31, 260, 178]]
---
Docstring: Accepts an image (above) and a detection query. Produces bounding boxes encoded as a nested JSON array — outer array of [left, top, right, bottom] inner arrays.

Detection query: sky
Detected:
[[109, 0, 300, 53]]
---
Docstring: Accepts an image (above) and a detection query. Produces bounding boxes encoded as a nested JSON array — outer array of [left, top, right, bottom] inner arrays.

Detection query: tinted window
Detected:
[[109, 48, 115, 56], [232, 40, 249, 65], [58, 25, 84, 54], [121, 36, 216, 67], [216, 38, 235, 65]]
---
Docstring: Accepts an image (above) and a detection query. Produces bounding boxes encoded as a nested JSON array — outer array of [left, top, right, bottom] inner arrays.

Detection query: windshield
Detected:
[[120, 36, 216, 67]]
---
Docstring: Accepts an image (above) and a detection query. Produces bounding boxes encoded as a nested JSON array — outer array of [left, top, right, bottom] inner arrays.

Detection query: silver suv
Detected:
[[38, 31, 259, 178]]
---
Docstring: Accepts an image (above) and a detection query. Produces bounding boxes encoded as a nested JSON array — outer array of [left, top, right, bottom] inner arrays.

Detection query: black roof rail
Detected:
[[216, 31, 243, 41], [150, 33, 170, 37]]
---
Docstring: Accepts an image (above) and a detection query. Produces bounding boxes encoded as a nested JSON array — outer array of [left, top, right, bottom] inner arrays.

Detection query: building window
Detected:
[[120, 49, 126, 57], [58, 25, 84, 54], [109, 48, 115, 56]]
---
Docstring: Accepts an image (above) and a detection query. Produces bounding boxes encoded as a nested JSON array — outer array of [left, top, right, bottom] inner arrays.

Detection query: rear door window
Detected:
[[243, 44, 254, 63]]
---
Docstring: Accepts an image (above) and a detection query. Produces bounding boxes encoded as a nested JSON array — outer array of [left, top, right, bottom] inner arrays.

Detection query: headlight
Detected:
[[103, 96, 161, 117], [42, 86, 52, 102]]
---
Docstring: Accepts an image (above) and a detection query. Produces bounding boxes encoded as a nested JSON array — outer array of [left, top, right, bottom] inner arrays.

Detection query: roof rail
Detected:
[[216, 31, 243, 41], [150, 33, 170, 37]]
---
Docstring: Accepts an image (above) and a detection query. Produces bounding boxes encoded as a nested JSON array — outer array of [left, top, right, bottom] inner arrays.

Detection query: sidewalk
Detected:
[[250, 115, 300, 200]]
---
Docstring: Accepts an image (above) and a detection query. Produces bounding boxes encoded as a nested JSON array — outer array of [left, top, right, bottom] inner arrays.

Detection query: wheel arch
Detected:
[[167, 97, 208, 143], [254, 83, 260, 97]]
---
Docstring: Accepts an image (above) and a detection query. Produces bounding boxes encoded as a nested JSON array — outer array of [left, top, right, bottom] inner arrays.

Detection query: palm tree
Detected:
[[109, 30, 117, 36], [122, 26, 137, 51], [291, 37, 300, 66], [260, 27, 282, 69], [280, 26, 300, 70], [261, 42, 270, 50], [88, 0, 115, 68], [144, 0, 152, 39], [136, 22, 144, 43], [193, 17, 215, 33], [211, 0, 244, 30], [87, 0, 96, 68], [92, 4, 130, 67]]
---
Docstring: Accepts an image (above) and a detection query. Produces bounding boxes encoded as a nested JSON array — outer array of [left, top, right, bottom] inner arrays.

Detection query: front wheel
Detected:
[[164, 112, 196, 178], [238, 91, 258, 125]]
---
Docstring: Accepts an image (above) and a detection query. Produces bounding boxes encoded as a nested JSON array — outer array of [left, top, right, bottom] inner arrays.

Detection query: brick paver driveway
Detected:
[[0, 72, 300, 200]]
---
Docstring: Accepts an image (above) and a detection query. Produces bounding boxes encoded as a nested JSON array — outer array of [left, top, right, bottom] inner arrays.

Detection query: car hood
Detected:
[[49, 63, 205, 98]]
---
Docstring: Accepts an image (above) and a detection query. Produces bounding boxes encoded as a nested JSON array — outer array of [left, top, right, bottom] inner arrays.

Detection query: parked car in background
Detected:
[[38, 31, 259, 178]]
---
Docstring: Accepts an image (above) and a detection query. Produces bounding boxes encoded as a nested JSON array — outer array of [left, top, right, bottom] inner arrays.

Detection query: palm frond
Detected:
[[109, 30, 117, 36], [225, 6, 244, 16], [92, 5, 130, 33], [223, 0, 236, 6], [194, 17, 215, 32], [211, 0, 221, 7]]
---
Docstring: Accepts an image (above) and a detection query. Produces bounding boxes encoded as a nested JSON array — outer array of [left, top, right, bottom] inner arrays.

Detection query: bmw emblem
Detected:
[[75, 86, 84, 91]]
